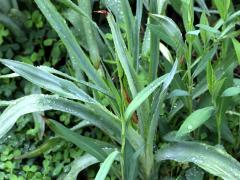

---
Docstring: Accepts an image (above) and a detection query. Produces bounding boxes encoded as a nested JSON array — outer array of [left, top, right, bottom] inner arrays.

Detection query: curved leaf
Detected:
[[167, 89, 190, 99], [0, 12, 26, 38], [34, 0, 107, 89], [222, 87, 240, 97], [15, 137, 62, 159], [163, 60, 178, 91], [39, 65, 114, 98], [0, 95, 121, 140], [0, 59, 95, 103], [156, 141, 240, 180], [0, 95, 143, 152], [225, 10, 240, 25], [176, 106, 215, 137], [64, 154, 99, 180], [149, 14, 184, 53]]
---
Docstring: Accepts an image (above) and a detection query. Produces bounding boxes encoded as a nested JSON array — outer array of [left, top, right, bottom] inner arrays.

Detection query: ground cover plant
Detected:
[[1, 0, 240, 179]]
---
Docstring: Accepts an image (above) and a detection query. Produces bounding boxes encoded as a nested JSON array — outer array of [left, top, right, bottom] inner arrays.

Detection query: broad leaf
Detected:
[[176, 106, 215, 137], [222, 87, 240, 97]]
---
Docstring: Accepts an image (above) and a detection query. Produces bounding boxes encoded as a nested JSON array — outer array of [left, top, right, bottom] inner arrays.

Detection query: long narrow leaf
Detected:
[[78, 0, 101, 68], [95, 151, 120, 180], [34, 0, 107, 89], [58, 0, 115, 57], [15, 137, 62, 159], [124, 74, 167, 120], [232, 38, 240, 64], [107, 13, 139, 97], [39, 65, 114, 98], [0, 95, 120, 140], [148, 0, 160, 81], [156, 141, 240, 179], [0, 12, 26, 38], [125, 60, 178, 120], [0, 95, 143, 152], [0, 59, 95, 103], [46, 119, 108, 161], [193, 46, 217, 78], [120, 0, 134, 56], [149, 14, 184, 54], [221, 87, 240, 97], [133, 0, 143, 69]]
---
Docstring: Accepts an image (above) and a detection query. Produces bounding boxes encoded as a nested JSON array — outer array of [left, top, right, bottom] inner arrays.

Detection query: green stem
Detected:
[[217, 116, 221, 144], [186, 43, 193, 113], [120, 117, 126, 180], [216, 102, 223, 144]]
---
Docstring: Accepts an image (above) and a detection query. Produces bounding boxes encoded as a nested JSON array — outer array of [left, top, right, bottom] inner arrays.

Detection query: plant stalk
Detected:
[[120, 117, 126, 180]]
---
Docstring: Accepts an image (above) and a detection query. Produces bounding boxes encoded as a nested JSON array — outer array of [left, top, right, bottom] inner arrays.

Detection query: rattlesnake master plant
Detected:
[[1, 0, 240, 179]]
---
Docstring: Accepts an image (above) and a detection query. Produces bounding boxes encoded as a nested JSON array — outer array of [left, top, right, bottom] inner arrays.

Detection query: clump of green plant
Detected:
[[0, 1, 90, 178], [1, 0, 240, 179]]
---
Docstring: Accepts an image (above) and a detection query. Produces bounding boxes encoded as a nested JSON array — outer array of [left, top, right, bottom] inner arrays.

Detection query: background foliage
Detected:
[[0, 0, 240, 179]]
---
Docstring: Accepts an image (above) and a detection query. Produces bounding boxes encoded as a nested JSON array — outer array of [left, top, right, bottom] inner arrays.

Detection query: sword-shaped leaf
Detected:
[[34, 0, 107, 89]]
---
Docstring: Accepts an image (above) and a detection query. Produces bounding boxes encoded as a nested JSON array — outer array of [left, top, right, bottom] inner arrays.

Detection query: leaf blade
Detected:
[[0, 95, 121, 141], [125, 60, 178, 120], [107, 13, 138, 97], [222, 87, 240, 97], [156, 141, 240, 179], [232, 38, 240, 64], [64, 154, 99, 180], [34, 0, 107, 89], [176, 106, 215, 137], [0, 59, 95, 103], [95, 151, 120, 180], [46, 119, 108, 161]]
